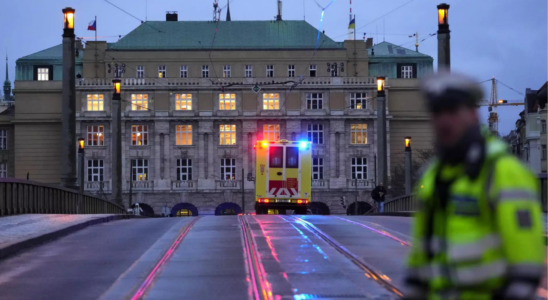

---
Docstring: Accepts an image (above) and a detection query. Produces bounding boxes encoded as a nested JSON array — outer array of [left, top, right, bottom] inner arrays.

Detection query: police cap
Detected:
[[420, 71, 484, 113]]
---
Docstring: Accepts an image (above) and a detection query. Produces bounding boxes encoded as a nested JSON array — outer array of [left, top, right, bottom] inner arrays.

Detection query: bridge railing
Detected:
[[0, 178, 125, 216], [368, 194, 417, 214]]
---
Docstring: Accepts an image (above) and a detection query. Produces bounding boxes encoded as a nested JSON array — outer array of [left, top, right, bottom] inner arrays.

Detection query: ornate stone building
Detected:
[[13, 13, 433, 215]]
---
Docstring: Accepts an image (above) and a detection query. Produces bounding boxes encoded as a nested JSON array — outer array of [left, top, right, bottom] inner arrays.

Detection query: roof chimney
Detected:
[[276, 0, 283, 21], [166, 11, 178, 21], [365, 38, 373, 49]]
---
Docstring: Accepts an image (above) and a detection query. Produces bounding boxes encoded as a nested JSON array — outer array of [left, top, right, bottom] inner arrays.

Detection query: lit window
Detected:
[[309, 65, 317, 77], [263, 124, 280, 141], [350, 93, 369, 110], [262, 93, 279, 110], [351, 124, 368, 144], [180, 65, 188, 78], [87, 94, 104, 111], [132, 125, 148, 146], [351, 157, 367, 179], [158, 65, 166, 78], [306, 93, 323, 110], [37, 68, 49, 81], [220, 124, 236, 145], [175, 94, 192, 110], [87, 125, 104, 146], [0, 130, 6, 150], [401, 65, 414, 78], [131, 159, 148, 181], [131, 94, 149, 111], [202, 65, 209, 78], [176, 125, 193, 146], [266, 65, 274, 77], [87, 160, 104, 182], [312, 157, 324, 180], [137, 66, 144, 78], [245, 65, 253, 78], [223, 65, 231, 78], [0, 162, 6, 178], [307, 124, 324, 145], [219, 93, 236, 110], [288, 65, 295, 77], [177, 159, 193, 181], [221, 158, 236, 180]]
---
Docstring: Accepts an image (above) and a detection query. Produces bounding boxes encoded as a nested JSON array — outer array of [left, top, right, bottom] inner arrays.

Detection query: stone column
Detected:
[[376, 91, 388, 186], [198, 121, 214, 189], [154, 121, 170, 190], [242, 121, 257, 189], [60, 8, 77, 189], [111, 88, 123, 205], [437, 3, 451, 70]]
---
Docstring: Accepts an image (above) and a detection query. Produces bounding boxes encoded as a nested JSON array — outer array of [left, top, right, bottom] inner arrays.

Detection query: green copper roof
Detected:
[[368, 41, 432, 59], [18, 44, 83, 62], [108, 20, 344, 50]]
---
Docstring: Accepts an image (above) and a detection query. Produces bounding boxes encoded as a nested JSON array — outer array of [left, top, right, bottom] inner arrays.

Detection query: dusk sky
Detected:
[[0, 0, 546, 135]]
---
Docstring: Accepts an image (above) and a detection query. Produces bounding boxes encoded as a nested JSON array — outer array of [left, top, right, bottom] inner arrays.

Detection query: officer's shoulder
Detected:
[[418, 157, 439, 180], [492, 154, 535, 181]]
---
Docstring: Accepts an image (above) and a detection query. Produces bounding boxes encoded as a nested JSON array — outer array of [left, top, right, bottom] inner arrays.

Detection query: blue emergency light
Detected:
[[299, 141, 309, 150]]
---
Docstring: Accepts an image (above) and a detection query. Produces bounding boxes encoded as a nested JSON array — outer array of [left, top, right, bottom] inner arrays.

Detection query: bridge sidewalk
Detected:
[[0, 214, 130, 260]]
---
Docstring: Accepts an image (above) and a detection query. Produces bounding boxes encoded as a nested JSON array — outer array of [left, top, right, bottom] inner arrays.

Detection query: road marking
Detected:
[[290, 216, 404, 298], [130, 217, 200, 300], [335, 217, 412, 246]]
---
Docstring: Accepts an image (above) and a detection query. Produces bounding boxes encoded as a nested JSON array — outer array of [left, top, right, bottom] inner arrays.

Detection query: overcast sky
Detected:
[[0, 0, 546, 134]]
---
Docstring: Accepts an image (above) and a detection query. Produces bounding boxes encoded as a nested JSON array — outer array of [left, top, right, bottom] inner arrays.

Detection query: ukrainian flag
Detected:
[[348, 18, 356, 29]]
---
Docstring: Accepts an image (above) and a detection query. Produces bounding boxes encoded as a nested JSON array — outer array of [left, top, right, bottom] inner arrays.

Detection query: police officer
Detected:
[[404, 72, 545, 300]]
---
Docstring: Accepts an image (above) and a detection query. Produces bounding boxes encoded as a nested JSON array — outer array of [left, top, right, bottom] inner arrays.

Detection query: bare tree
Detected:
[[389, 148, 436, 197]]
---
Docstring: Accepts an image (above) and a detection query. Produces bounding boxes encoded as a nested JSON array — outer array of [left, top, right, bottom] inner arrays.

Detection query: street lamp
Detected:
[[404, 136, 412, 195], [376, 76, 388, 193], [405, 136, 412, 151], [62, 7, 75, 34], [111, 79, 123, 206], [437, 3, 451, 69], [437, 3, 449, 27], [60, 7, 77, 189], [377, 77, 386, 96], [77, 138, 85, 213]]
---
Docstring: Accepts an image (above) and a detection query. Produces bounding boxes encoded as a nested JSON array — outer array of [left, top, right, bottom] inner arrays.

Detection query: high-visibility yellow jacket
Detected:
[[405, 137, 545, 300]]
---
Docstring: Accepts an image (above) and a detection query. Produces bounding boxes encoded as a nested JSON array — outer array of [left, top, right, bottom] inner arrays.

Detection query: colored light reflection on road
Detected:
[[335, 217, 412, 246], [288, 222, 328, 260]]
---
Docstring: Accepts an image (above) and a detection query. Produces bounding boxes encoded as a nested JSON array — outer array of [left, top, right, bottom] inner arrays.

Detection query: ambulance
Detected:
[[254, 139, 312, 214]]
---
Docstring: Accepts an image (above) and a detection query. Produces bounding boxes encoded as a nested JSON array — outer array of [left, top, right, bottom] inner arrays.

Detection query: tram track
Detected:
[[130, 217, 201, 300], [290, 216, 404, 298], [239, 215, 274, 300]]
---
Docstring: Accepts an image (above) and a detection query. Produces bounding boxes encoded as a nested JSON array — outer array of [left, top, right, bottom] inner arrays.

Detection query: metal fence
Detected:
[[368, 194, 417, 214], [0, 178, 125, 216]]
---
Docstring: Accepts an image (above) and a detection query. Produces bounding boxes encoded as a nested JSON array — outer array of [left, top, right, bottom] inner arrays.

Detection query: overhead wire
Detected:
[[496, 79, 524, 96], [103, 0, 164, 33]]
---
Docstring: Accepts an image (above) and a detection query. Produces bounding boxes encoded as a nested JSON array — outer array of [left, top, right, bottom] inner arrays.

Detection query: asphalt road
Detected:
[[0, 215, 544, 300]]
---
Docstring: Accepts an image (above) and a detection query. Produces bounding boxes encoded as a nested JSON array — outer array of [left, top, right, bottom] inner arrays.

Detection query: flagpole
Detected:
[[95, 16, 97, 41]]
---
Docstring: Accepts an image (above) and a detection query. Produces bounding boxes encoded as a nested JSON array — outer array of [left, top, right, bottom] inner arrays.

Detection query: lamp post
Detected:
[[78, 138, 85, 213], [60, 7, 77, 189], [404, 136, 412, 195], [376, 77, 388, 192], [437, 3, 451, 70], [111, 79, 123, 206]]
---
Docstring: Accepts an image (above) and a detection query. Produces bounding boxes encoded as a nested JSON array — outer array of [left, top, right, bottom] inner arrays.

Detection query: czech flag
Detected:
[[348, 18, 355, 29], [88, 20, 96, 31]]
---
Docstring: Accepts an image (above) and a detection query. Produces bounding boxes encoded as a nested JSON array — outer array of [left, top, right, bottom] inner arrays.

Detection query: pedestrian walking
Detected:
[[371, 183, 387, 213]]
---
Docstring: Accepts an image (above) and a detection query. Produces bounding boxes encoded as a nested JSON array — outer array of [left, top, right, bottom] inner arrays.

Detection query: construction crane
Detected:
[[478, 77, 524, 137]]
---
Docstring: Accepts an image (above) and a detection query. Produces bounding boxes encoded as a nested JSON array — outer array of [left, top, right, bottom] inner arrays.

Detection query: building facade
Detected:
[[13, 15, 433, 215]]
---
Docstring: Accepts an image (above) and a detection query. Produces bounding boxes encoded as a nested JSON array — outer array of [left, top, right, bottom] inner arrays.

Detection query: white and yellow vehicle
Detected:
[[254, 139, 312, 214]]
